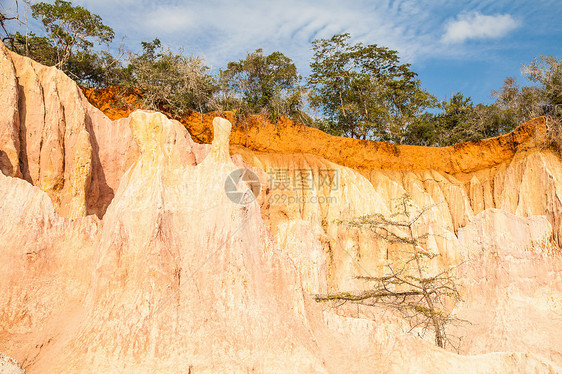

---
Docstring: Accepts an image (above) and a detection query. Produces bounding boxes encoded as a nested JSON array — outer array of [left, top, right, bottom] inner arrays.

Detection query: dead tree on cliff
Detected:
[[314, 194, 462, 349], [1, 1, 29, 49]]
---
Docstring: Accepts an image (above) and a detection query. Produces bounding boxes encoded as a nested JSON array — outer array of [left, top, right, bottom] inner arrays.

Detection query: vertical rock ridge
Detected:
[[11, 53, 45, 184], [0, 42, 21, 178]]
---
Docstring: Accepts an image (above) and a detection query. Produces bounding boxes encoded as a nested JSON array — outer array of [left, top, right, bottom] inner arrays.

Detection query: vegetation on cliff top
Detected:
[[1, 0, 561, 147]]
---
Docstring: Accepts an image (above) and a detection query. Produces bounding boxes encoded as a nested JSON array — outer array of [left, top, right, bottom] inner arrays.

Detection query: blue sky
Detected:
[[4, 0, 562, 104]]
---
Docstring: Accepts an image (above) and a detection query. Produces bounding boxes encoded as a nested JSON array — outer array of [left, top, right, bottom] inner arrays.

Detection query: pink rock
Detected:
[[1, 41, 561, 373]]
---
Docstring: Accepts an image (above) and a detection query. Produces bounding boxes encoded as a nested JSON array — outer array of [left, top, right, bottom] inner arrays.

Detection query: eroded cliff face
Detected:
[[1, 42, 561, 373], [0, 45, 139, 218], [454, 209, 562, 365], [82, 86, 562, 286]]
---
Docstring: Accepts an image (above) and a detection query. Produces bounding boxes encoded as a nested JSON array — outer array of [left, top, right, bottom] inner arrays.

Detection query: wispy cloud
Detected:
[[118, 0, 448, 69], [442, 12, 520, 44], [5, 0, 560, 105], [6, 0, 557, 83], [143, 6, 195, 34], [10, 0, 517, 66]]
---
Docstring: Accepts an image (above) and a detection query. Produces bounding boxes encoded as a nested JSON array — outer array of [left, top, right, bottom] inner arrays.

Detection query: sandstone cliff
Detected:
[[1, 41, 561, 373]]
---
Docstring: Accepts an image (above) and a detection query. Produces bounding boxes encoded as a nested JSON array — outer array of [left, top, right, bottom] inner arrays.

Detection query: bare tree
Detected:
[[1, 0, 30, 48], [314, 194, 462, 349]]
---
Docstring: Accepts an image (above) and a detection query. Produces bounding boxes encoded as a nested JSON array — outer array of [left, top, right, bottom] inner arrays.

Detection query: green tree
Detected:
[[126, 38, 215, 117], [5, 1, 121, 88], [30, 0, 114, 68], [65, 49, 126, 87], [8, 31, 59, 66], [8, 30, 124, 88], [308, 33, 436, 142], [403, 113, 439, 146], [427, 93, 517, 146], [433, 92, 476, 145], [219, 48, 305, 122]]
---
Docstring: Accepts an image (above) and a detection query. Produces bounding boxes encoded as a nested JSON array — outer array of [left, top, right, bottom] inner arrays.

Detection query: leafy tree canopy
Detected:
[[220, 48, 305, 122], [5, 0, 119, 88], [308, 33, 436, 142], [8, 31, 58, 66], [30, 0, 114, 67]]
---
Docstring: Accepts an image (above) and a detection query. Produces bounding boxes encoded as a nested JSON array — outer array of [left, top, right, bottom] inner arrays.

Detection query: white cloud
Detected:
[[6, 0, 535, 70], [143, 6, 194, 34], [442, 12, 519, 43], [121, 0, 445, 69]]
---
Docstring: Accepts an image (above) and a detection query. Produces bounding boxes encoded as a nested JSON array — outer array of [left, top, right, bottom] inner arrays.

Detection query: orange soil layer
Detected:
[[81, 87, 547, 174]]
